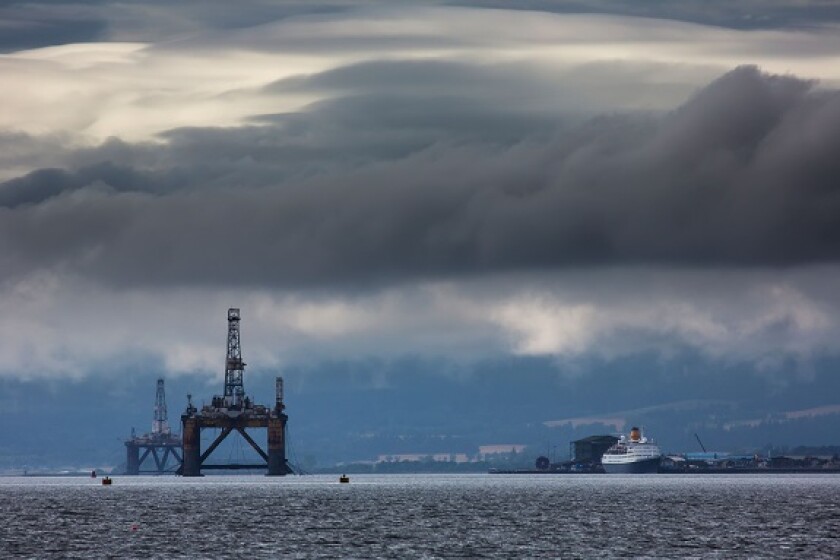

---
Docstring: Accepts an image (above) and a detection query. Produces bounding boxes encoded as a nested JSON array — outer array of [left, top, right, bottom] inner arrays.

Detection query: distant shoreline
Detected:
[[492, 468, 840, 475]]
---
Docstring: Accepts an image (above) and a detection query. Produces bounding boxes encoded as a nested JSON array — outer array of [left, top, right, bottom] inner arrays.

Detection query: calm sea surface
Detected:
[[1, 473, 839, 558]]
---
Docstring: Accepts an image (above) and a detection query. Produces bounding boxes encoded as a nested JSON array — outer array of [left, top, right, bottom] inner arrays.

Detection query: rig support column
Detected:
[[182, 415, 202, 477], [267, 376, 289, 476], [126, 443, 140, 475], [267, 415, 287, 475]]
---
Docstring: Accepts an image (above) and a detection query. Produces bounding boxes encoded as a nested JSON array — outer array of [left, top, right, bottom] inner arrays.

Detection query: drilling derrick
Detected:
[[152, 378, 170, 435], [224, 308, 245, 408], [179, 308, 292, 476], [124, 378, 183, 474]]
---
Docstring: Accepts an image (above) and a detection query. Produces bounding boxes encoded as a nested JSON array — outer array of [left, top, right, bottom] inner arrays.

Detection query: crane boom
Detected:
[[694, 432, 707, 453]]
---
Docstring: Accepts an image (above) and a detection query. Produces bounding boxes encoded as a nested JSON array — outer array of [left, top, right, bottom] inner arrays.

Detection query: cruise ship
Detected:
[[601, 427, 662, 473]]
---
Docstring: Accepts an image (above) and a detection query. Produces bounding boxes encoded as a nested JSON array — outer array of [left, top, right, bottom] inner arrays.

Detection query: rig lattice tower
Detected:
[[152, 378, 170, 435], [125, 378, 183, 474], [224, 308, 245, 408], [178, 308, 291, 476]]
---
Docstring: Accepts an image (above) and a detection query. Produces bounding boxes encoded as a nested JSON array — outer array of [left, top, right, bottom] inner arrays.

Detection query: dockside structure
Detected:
[[572, 435, 619, 465]]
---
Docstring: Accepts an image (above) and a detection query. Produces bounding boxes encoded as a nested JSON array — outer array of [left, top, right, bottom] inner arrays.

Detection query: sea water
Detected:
[[1, 474, 838, 558]]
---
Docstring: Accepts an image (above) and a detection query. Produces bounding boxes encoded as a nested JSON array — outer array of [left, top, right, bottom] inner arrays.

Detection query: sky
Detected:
[[2, 1, 840, 464]]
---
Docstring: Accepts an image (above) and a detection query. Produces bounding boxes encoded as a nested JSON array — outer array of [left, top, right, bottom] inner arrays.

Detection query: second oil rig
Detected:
[[124, 378, 183, 474], [178, 308, 291, 476]]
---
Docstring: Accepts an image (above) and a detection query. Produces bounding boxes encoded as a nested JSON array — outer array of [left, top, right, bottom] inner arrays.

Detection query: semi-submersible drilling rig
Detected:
[[125, 378, 183, 474], [177, 308, 291, 476]]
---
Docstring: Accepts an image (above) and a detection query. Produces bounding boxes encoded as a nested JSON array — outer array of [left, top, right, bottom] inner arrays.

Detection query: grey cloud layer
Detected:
[[3, 0, 839, 54], [0, 1, 356, 51], [0, 64, 840, 287], [2, 3, 840, 378], [2, 65, 840, 288], [0, 65, 840, 287], [446, 0, 840, 30], [0, 2, 106, 52]]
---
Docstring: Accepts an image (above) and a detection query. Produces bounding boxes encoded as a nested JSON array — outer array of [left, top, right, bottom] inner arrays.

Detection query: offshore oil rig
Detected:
[[178, 308, 291, 476], [124, 379, 183, 474]]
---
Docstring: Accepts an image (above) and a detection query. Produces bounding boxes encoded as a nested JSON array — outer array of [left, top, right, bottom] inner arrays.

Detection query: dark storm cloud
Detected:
[[3, 0, 838, 55], [447, 0, 840, 30], [0, 1, 365, 52], [0, 161, 180, 207], [0, 2, 106, 52], [0, 0, 380, 50], [2, 65, 840, 288]]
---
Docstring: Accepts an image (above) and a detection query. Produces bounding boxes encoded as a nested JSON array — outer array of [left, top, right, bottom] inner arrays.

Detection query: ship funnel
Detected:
[[629, 427, 641, 442]]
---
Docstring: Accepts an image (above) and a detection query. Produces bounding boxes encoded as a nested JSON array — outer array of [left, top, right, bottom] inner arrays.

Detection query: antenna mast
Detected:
[[224, 308, 246, 407]]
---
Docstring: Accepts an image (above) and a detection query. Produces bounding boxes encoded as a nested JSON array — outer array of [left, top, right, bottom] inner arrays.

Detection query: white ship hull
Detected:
[[602, 457, 661, 474]]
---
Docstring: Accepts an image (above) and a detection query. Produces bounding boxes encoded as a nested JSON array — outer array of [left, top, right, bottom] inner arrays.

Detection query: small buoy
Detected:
[[339, 474, 350, 483], [101, 476, 112, 486], [130, 524, 138, 532]]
